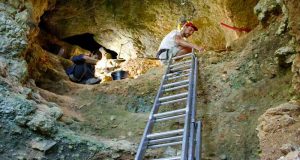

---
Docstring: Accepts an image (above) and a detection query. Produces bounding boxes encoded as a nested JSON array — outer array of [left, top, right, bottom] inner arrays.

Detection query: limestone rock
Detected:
[[36, 104, 63, 120], [219, 154, 227, 160], [208, 56, 221, 64], [257, 102, 300, 159], [280, 144, 295, 155], [254, 0, 283, 22], [0, 3, 29, 57], [30, 138, 57, 152], [275, 46, 296, 56], [11, 124, 23, 134], [275, 46, 296, 66], [0, 94, 36, 116], [258, 105, 297, 133], [24, 103, 63, 134], [26, 110, 58, 135], [8, 59, 28, 81], [0, 3, 32, 82], [0, 71, 60, 136], [278, 150, 300, 160]]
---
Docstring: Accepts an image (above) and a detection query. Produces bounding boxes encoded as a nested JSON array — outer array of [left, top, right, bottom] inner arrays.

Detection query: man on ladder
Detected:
[[136, 21, 204, 160], [156, 22, 204, 65]]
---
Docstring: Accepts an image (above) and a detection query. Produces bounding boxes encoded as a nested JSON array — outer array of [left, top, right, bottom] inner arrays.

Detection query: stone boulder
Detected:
[[26, 104, 62, 135], [257, 102, 300, 159], [275, 46, 296, 67], [278, 149, 300, 160], [254, 0, 283, 22]]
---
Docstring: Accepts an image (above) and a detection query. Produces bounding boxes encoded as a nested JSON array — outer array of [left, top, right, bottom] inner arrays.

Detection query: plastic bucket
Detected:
[[111, 70, 127, 80]]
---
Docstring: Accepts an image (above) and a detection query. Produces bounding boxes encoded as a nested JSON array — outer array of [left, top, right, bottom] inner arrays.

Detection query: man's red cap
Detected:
[[184, 22, 198, 31]]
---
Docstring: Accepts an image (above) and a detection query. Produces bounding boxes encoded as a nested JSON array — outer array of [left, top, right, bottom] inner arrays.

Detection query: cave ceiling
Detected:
[[41, 0, 259, 59]]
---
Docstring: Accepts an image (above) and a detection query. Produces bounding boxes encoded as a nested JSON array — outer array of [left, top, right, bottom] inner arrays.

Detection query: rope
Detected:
[[220, 22, 251, 33]]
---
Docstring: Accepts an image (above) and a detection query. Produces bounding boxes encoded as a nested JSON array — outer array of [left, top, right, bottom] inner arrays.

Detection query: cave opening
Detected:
[[39, 12, 118, 59], [63, 33, 118, 59]]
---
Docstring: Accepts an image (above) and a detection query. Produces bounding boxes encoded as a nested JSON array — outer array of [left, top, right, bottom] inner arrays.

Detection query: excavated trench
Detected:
[[34, 2, 266, 159]]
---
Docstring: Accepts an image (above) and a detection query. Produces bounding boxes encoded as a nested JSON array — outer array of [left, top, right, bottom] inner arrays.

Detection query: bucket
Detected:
[[111, 70, 128, 80]]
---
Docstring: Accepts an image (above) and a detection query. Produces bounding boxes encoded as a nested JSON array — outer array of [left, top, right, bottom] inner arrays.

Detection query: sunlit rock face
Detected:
[[41, 0, 258, 59]]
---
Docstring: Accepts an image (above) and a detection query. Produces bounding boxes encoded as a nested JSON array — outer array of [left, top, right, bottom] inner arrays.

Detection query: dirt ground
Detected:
[[37, 58, 164, 143]]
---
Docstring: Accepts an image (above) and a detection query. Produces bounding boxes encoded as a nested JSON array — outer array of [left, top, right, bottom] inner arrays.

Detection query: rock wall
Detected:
[[286, 0, 300, 101], [199, 22, 292, 159], [197, 0, 300, 158], [0, 0, 60, 142], [0, 2, 29, 82], [255, 0, 300, 159], [0, 0, 58, 81], [0, 1, 63, 157]]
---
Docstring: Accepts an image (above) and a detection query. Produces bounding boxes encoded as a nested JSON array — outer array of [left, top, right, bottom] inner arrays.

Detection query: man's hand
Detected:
[[83, 55, 98, 65], [195, 46, 205, 52]]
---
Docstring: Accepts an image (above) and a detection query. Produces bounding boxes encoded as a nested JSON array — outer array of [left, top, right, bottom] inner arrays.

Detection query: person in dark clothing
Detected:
[[66, 50, 102, 84]]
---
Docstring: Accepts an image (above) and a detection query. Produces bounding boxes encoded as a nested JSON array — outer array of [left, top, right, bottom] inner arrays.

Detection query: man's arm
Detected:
[[82, 55, 98, 65], [71, 54, 98, 65], [175, 35, 204, 52]]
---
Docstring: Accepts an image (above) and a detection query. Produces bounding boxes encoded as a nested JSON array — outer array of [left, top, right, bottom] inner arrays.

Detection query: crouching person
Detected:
[[66, 50, 102, 85], [157, 22, 204, 65]]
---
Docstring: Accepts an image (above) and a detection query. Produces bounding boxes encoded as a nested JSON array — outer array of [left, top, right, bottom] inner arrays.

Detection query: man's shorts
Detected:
[[157, 47, 180, 65]]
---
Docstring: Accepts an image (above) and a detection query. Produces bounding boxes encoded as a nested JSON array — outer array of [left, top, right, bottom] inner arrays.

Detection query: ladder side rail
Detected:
[[135, 63, 172, 160], [188, 56, 198, 160], [195, 121, 202, 160], [180, 53, 196, 160]]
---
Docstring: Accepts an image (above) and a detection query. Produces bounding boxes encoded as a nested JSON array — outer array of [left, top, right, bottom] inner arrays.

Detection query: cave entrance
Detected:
[[63, 33, 118, 59]]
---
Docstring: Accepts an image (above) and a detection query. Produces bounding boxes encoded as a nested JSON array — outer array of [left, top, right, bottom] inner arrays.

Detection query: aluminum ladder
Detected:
[[135, 52, 202, 160]]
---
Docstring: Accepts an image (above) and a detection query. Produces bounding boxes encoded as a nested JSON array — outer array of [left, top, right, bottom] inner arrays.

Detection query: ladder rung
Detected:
[[163, 79, 189, 88], [148, 141, 182, 149], [147, 129, 184, 139], [159, 92, 188, 102], [148, 135, 183, 145], [164, 84, 189, 92], [170, 60, 192, 67], [167, 73, 190, 81], [170, 63, 191, 72], [153, 156, 181, 160], [166, 69, 191, 77], [154, 108, 186, 118], [155, 114, 185, 122], [172, 53, 193, 60], [160, 97, 187, 106]]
